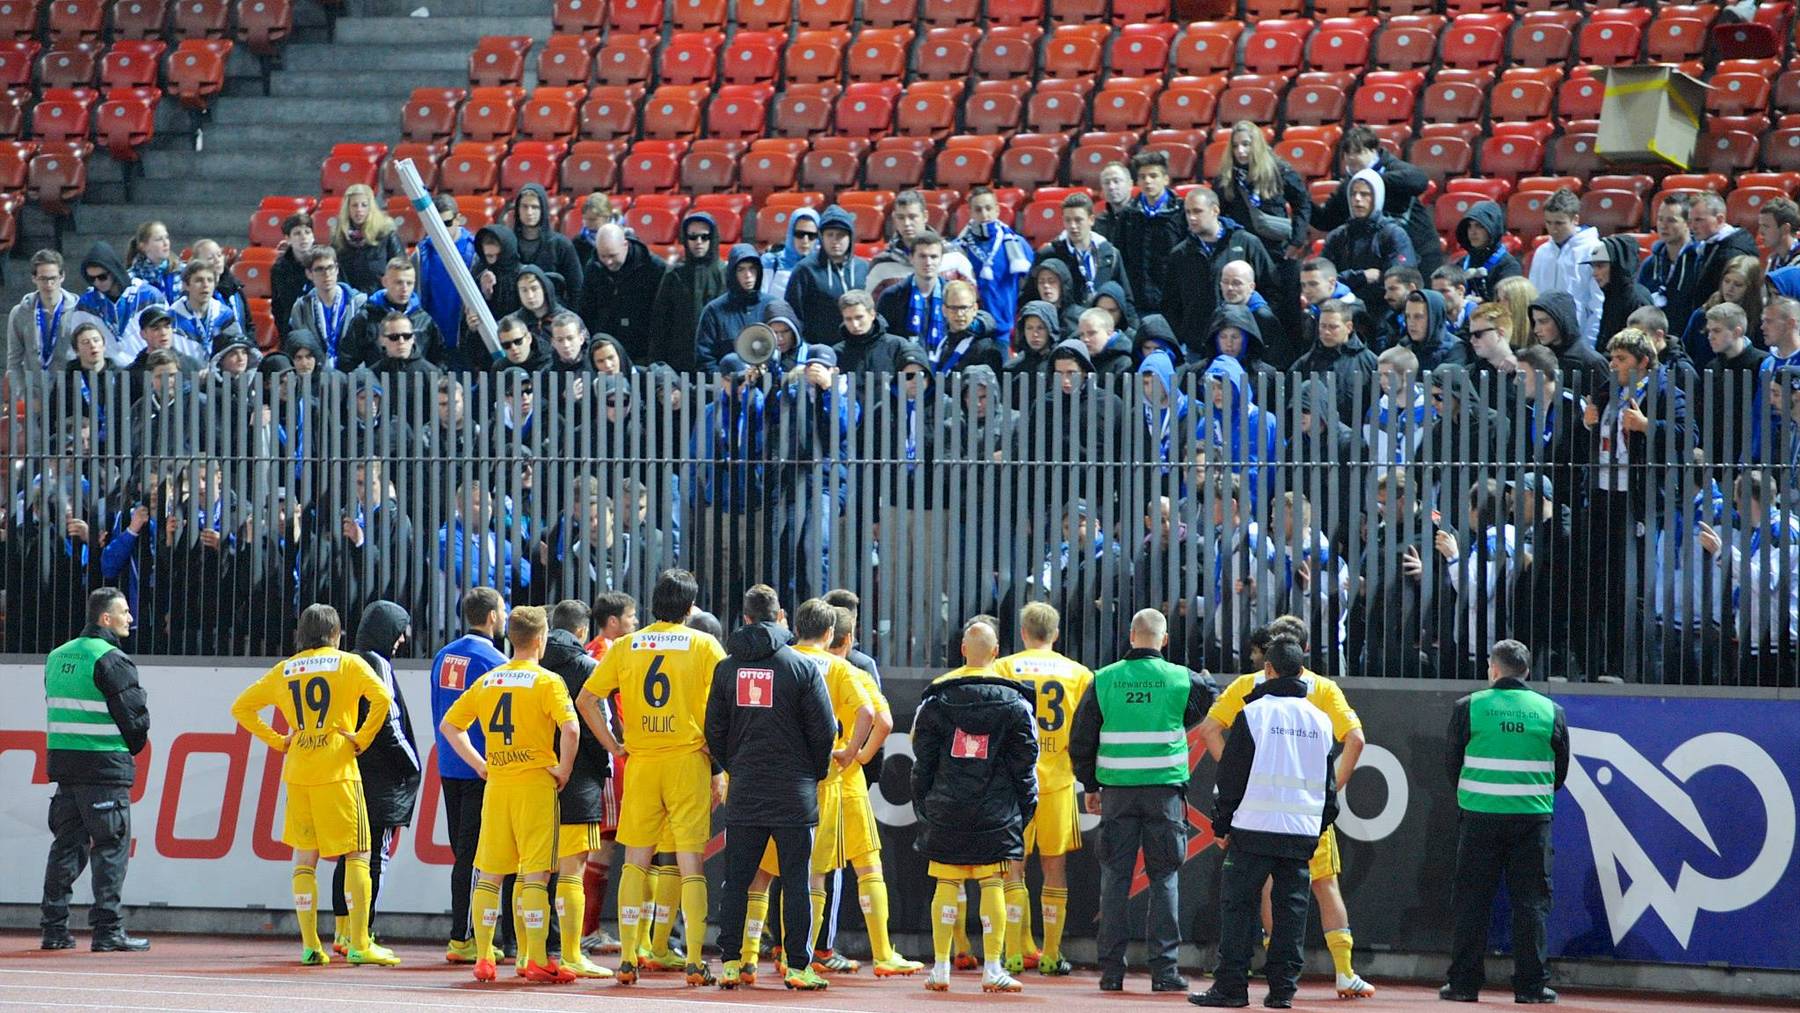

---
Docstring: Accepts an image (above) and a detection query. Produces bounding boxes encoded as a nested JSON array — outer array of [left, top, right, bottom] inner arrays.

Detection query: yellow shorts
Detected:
[[616, 750, 711, 852], [928, 861, 1005, 881], [1310, 825, 1341, 881], [476, 773, 560, 875], [282, 780, 368, 858], [559, 821, 603, 859], [840, 782, 882, 866], [1023, 785, 1081, 858], [761, 780, 842, 877]]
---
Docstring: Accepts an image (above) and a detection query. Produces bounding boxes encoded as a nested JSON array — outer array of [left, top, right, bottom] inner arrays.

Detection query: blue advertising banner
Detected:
[[1550, 696, 1800, 969]]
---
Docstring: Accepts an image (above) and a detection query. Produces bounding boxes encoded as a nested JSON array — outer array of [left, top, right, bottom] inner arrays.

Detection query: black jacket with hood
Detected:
[[910, 672, 1038, 865], [46, 624, 150, 787], [649, 211, 726, 371], [785, 205, 871, 347], [1034, 233, 1132, 310], [1454, 201, 1522, 302], [509, 183, 585, 306], [1022, 257, 1085, 337], [1530, 290, 1609, 393], [272, 245, 309, 339], [704, 621, 836, 827], [696, 243, 774, 374], [1321, 170, 1419, 306], [351, 601, 422, 828], [1030, 339, 1129, 463], [340, 295, 444, 371], [473, 224, 523, 320], [1088, 279, 1139, 343], [510, 263, 566, 343], [542, 626, 609, 823], [1005, 300, 1061, 376], [831, 311, 907, 375], [1314, 154, 1443, 274], [1596, 233, 1655, 346], [1398, 288, 1471, 370], [580, 233, 666, 365], [1292, 330, 1380, 423], [1162, 218, 1278, 357], [1199, 303, 1278, 385]]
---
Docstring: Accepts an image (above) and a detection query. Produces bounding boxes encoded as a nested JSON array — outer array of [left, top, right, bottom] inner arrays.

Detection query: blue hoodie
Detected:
[[762, 207, 819, 300], [417, 223, 477, 352], [1138, 350, 1194, 467], [429, 631, 507, 780], [695, 243, 774, 373], [1199, 354, 1279, 498]]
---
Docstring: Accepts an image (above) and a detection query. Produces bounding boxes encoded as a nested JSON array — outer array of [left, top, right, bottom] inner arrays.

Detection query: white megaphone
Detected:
[[735, 323, 777, 366]]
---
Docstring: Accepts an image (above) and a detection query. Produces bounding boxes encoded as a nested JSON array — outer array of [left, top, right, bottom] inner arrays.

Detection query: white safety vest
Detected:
[[1234, 695, 1335, 838]]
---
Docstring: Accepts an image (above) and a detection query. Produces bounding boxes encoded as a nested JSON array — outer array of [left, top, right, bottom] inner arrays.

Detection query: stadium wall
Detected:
[[2, 660, 1796, 993]]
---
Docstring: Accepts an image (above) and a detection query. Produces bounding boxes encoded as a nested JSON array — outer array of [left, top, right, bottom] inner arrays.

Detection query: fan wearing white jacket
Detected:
[[1526, 189, 1603, 347]]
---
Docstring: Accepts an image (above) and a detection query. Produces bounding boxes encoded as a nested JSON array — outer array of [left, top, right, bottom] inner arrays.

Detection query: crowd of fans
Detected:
[[4, 125, 1798, 684]]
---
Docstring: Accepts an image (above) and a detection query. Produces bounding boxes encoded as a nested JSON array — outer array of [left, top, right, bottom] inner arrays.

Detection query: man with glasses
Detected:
[[649, 212, 726, 372], [934, 280, 1005, 374], [496, 316, 541, 370], [8, 249, 82, 373], [287, 248, 367, 370], [74, 241, 166, 369], [369, 311, 438, 376], [344, 258, 444, 370], [786, 206, 870, 348], [762, 207, 819, 301]]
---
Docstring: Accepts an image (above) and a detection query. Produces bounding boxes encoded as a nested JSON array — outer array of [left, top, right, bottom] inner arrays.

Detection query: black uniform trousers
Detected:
[[1213, 845, 1311, 1001], [1446, 813, 1553, 995], [41, 783, 132, 936], [715, 825, 815, 966]]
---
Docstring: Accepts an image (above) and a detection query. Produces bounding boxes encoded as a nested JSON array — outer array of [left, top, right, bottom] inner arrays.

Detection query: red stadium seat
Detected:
[[594, 35, 654, 87], [707, 84, 769, 140], [537, 35, 596, 88], [1216, 84, 1280, 126], [171, 0, 229, 38], [1646, 17, 1709, 62], [620, 143, 680, 193], [660, 35, 718, 86], [1764, 128, 1800, 172], [999, 143, 1065, 190], [642, 86, 704, 139], [579, 86, 640, 140], [1479, 135, 1543, 182], [1712, 20, 1782, 60], [0, 0, 39, 39], [772, 82, 838, 136], [49, 0, 107, 42], [39, 44, 101, 89], [897, 87, 957, 139], [625, 202, 683, 244], [399, 86, 464, 144], [1408, 136, 1474, 183], [439, 141, 505, 194], [1660, 172, 1728, 194], [1490, 79, 1554, 123], [607, 0, 663, 36], [111, 0, 168, 38], [1579, 189, 1644, 232], [734, 0, 789, 31], [100, 39, 164, 90], [797, 0, 852, 29], [33, 90, 93, 145], [861, 0, 914, 28], [864, 144, 924, 191], [96, 93, 154, 161], [1307, 26, 1369, 74], [1275, 137, 1333, 180], [166, 38, 231, 110], [1375, 23, 1438, 71], [1439, 23, 1504, 71], [1728, 186, 1789, 229], [785, 30, 844, 85], [1043, 30, 1103, 79], [1175, 28, 1234, 77], [230, 246, 277, 300], [721, 32, 780, 86], [934, 145, 993, 191], [501, 141, 565, 196], [836, 82, 895, 137], [921, 0, 978, 27], [1508, 21, 1572, 67], [1026, 84, 1087, 134], [381, 141, 443, 193], [517, 94, 576, 142], [1701, 129, 1759, 173], [1708, 73, 1771, 119], [459, 85, 522, 141], [976, 24, 1042, 78], [677, 140, 738, 193], [1557, 73, 1603, 123], [1352, 81, 1416, 125], [236, 0, 291, 57], [1578, 21, 1642, 65], [562, 140, 621, 192], [320, 142, 383, 195], [801, 143, 862, 193], [985, 0, 1041, 25], [1156, 78, 1219, 131], [1242, 30, 1306, 76], [0, 139, 32, 190], [1092, 84, 1153, 135], [552, 0, 605, 33], [1110, 30, 1169, 78], [29, 144, 89, 214], [1421, 81, 1485, 125], [1283, 83, 1346, 127], [672, 0, 727, 33], [847, 33, 908, 85]]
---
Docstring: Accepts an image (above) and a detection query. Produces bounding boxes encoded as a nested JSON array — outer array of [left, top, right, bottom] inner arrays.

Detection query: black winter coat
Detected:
[[46, 625, 149, 786], [579, 236, 666, 366], [334, 230, 407, 296], [351, 601, 421, 828], [910, 673, 1038, 865], [1162, 220, 1278, 358], [1115, 196, 1186, 314], [542, 627, 609, 823], [704, 621, 836, 827], [1313, 156, 1443, 274]]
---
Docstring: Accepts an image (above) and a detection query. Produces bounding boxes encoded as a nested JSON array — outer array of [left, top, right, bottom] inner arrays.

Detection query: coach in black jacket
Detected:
[[331, 600, 420, 943], [705, 589, 835, 977]]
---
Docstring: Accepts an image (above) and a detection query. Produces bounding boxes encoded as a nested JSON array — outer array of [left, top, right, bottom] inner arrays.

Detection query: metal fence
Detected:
[[3, 365, 1796, 685]]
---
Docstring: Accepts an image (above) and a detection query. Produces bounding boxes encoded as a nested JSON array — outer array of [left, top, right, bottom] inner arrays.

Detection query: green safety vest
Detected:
[[1457, 686, 1558, 815], [45, 637, 126, 753], [1093, 656, 1189, 787]]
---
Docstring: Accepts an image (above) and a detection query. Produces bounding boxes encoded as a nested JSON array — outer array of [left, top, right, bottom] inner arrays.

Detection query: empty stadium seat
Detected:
[[1578, 20, 1642, 65], [1175, 28, 1234, 76], [1375, 22, 1438, 71], [50, 0, 108, 43], [100, 39, 164, 90], [578, 86, 640, 140], [1092, 82, 1153, 135], [1409, 136, 1474, 183], [111, 0, 168, 38], [897, 86, 957, 139], [28, 143, 88, 214], [1043, 28, 1104, 78], [236, 0, 291, 57], [1701, 130, 1759, 173], [620, 142, 681, 193], [501, 140, 566, 195], [707, 84, 770, 140], [0, 0, 39, 39], [320, 142, 384, 195], [797, 0, 852, 29], [784, 30, 844, 85], [921, 0, 978, 27], [772, 83, 838, 136], [978, 25, 1043, 78], [39, 44, 101, 90], [1243, 29, 1306, 76], [1479, 135, 1543, 182], [934, 145, 994, 191], [722, 31, 780, 86], [1284, 83, 1347, 127], [848, 28, 910, 83], [607, 0, 663, 36], [673, 0, 727, 33], [661, 33, 719, 85], [1352, 80, 1416, 125], [734, 0, 789, 31], [172, 0, 229, 38], [1580, 189, 1644, 233], [1110, 29, 1170, 78], [230, 246, 277, 300], [166, 38, 231, 110], [459, 85, 523, 141], [836, 82, 895, 136], [537, 35, 596, 88], [33, 89, 93, 145], [552, 0, 605, 33], [440, 140, 506, 194], [562, 140, 622, 192], [247, 195, 311, 246], [643, 86, 705, 139], [1440, 22, 1504, 71], [96, 93, 155, 161], [1708, 73, 1771, 119]]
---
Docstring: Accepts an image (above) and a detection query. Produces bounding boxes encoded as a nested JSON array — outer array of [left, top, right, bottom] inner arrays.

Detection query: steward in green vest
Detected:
[[1440, 639, 1567, 1005], [40, 587, 152, 953], [1067, 608, 1217, 993]]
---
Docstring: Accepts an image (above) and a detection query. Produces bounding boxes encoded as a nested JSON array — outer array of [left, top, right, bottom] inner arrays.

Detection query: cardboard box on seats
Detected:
[[1595, 67, 1708, 170]]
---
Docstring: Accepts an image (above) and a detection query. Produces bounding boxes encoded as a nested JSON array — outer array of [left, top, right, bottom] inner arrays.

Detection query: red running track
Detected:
[[0, 932, 1758, 1011]]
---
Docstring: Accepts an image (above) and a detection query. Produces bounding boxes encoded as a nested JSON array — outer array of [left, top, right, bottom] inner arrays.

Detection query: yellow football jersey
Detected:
[[994, 648, 1093, 792], [1207, 669, 1361, 741], [230, 648, 390, 786], [443, 660, 577, 781], [795, 644, 873, 786], [582, 621, 726, 759]]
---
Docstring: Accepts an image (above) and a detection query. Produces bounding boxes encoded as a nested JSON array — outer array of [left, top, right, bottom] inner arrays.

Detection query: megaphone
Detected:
[[735, 323, 777, 366]]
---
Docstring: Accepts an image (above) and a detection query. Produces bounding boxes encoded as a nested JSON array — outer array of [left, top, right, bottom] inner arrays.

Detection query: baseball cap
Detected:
[[803, 345, 837, 368]]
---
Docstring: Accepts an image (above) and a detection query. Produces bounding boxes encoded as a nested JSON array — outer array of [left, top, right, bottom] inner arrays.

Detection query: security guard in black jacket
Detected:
[[330, 600, 422, 948], [40, 588, 151, 952], [542, 599, 614, 976], [704, 588, 836, 985], [1440, 640, 1568, 1005]]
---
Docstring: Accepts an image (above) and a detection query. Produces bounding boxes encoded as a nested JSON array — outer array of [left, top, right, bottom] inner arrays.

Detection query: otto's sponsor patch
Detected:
[[438, 655, 470, 690], [952, 729, 990, 760], [737, 668, 774, 708]]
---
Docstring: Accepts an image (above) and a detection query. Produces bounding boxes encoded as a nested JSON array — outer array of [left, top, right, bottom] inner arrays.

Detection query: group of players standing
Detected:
[[226, 570, 1377, 997]]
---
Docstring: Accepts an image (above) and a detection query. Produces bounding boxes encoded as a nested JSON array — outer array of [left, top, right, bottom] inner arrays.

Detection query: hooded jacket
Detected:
[[287, 280, 368, 369], [784, 205, 871, 347], [1116, 188, 1187, 313], [542, 626, 609, 823], [1200, 354, 1280, 482], [945, 363, 1019, 453], [1322, 169, 1418, 305], [1200, 302, 1278, 384], [831, 310, 908, 374], [1084, 328, 1135, 376], [1454, 201, 1522, 302], [1399, 288, 1470, 370], [1530, 290, 1608, 392], [1138, 349, 1196, 466], [416, 222, 477, 351], [1023, 257, 1085, 337], [1032, 339, 1129, 463], [1005, 300, 1062, 375], [206, 332, 264, 381], [695, 243, 775, 373], [1292, 331, 1379, 426], [760, 299, 810, 375], [511, 262, 566, 342], [579, 231, 666, 365], [1162, 216, 1279, 358], [1088, 280, 1140, 341], [1314, 152, 1442, 274], [8, 285, 84, 373], [351, 601, 421, 828], [509, 183, 584, 305], [340, 288, 443, 370], [762, 206, 818, 302], [1527, 220, 1604, 347], [1035, 231, 1132, 311], [1597, 233, 1656, 347], [704, 621, 837, 827], [649, 211, 726, 371], [473, 223, 524, 320], [957, 215, 1036, 344], [910, 672, 1038, 865], [75, 242, 167, 368]]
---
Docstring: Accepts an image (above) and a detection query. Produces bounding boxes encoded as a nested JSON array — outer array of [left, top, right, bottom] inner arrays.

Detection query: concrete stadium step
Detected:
[[73, 203, 253, 240], [268, 69, 463, 99], [350, 0, 549, 18], [211, 97, 397, 127], [275, 42, 474, 72], [313, 14, 551, 44], [197, 123, 395, 154]]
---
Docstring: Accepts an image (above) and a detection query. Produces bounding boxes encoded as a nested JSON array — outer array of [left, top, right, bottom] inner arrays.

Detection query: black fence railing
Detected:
[[3, 366, 1796, 684]]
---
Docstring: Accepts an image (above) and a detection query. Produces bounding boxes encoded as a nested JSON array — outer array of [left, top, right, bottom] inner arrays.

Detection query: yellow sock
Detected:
[[1325, 927, 1356, 978], [556, 874, 585, 966], [472, 879, 502, 963], [345, 856, 373, 950], [979, 877, 1007, 965], [680, 875, 708, 966], [616, 863, 648, 964], [809, 887, 827, 956], [649, 865, 680, 955], [931, 879, 961, 964], [859, 873, 893, 962], [511, 880, 525, 959], [1003, 880, 1028, 960], [520, 881, 550, 967], [952, 891, 971, 953], [742, 890, 769, 964], [292, 866, 321, 952], [1041, 887, 1069, 961]]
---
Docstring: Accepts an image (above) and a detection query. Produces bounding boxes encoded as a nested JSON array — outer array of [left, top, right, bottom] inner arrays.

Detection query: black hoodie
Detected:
[[1023, 258, 1085, 337], [579, 232, 666, 365], [352, 601, 422, 828], [1005, 300, 1061, 375], [703, 622, 836, 827], [1596, 233, 1655, 347], [541, 626, 609, 823], [1163, 217, 1279, 358], [511, 262, 565, 342], [910, 672, 1038, 865], [648, 211, 726, 371], [509, 183, 585, 306], [1454, 201, 1522, 302], [473, 223, 523, 319], [1530, 290, 1608, 393], [1200, 303, 1278, 384], [831, 311, 907, 374]]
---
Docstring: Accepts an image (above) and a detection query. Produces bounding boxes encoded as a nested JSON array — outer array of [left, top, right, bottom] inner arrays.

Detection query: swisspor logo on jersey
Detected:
[[284, 654, 339, 677], [1011, 657, 1065, 676], [634, 631, 693, 651], [952, 728, 989, 759], [438, 655, 471, 690], [737, 668, 774, 708], [485, 667, 539, 688]]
